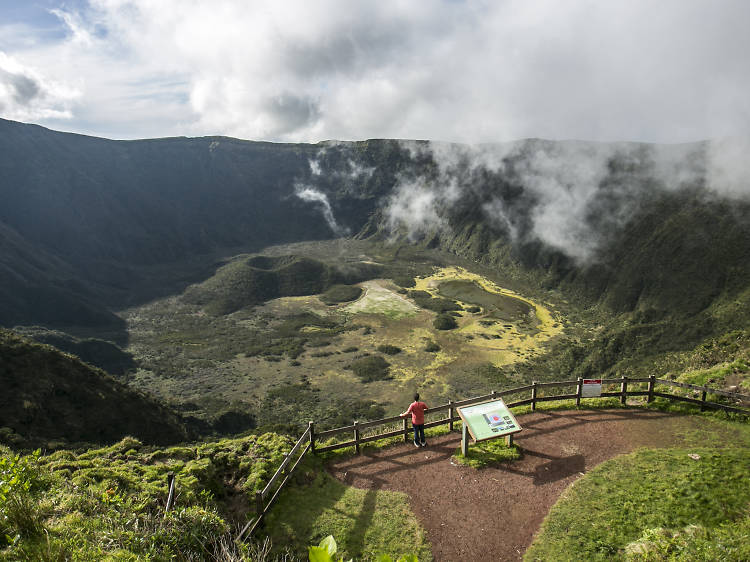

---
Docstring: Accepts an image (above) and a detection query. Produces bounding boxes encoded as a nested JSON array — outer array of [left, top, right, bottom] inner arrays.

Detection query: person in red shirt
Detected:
[[401, 393, 428, 447]]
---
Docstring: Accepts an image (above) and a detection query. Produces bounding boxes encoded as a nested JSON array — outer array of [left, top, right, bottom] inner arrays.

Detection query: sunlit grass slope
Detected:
[[526, 428, 750, 561], [0, 433, 292, 560]]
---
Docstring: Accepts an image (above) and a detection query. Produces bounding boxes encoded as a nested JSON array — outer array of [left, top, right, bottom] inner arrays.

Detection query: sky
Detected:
[[0, 0, 749, 143]]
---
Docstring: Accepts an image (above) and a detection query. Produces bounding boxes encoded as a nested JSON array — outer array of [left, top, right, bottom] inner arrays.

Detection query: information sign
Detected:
[[582, 379, 602, 398], [457, 399, 522, 442]]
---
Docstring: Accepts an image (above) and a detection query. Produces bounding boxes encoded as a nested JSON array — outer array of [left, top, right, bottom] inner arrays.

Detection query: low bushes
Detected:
[[433, 314, 458, 330], [349, 356, 391, 382]]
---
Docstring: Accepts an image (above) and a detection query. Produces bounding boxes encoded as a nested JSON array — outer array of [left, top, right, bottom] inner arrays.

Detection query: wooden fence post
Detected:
[[491, 390, 497, 400], [255, 491, 263, 517], [647, 375, 655, 403], [354, 420, 360, 454], [402, 417, 409, 442], [448, 399, 454, 431], [701, 389, 707, 411], [165, 472, 176, 514], [308, 421, 315, 454], [531, 382, 538, 411], [620, 376, 628, 405], [576, 377, 582, 407]]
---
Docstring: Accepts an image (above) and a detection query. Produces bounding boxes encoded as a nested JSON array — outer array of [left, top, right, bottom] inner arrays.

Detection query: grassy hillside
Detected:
[[0, 433, 292, 560], [0, 328, 191, 448], [0, 430, 432, 561], [526, 446, 750, 561], [12, 326, 136, 375], [183, 254, 380, 315]]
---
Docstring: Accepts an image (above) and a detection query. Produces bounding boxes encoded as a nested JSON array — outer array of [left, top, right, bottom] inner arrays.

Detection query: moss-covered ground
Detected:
[[0, 433, 294, 560]]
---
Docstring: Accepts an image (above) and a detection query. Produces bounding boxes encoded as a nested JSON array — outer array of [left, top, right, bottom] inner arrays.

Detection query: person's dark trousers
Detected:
[[413, 423, 425, 446]]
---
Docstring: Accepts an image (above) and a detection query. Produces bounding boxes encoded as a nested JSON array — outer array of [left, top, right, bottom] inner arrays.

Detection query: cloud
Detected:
[[3, 0, 750, 143], [706, 137, 750, 199], [0, 51, 78, 121], [382, 137, 747, 264], [295, 186, 349, 236], [49, 8, 94, 46], [385, 173, 461, 241]]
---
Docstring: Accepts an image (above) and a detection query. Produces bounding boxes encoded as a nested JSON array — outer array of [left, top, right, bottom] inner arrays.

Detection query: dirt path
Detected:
[[326, 408, 705, 561]]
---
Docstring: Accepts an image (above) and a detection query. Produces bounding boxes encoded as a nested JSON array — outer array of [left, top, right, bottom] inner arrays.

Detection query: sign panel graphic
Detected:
[[582, 379, 602, 398], [457, 399, 522, 442]]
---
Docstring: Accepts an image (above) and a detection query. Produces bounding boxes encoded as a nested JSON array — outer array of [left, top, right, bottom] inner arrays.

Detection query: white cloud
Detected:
[[1, 0, 750, 143], [49, 8, 93, 46], [707, 137, 750, 199], [0, 51, 79, 121], [295, 185, 349, 236]]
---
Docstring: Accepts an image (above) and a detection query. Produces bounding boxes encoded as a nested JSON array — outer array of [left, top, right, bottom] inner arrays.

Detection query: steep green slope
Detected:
[[0, 120, 410, 330], [0, 328, 191, 447], [12, 326, 136, 375], [415, 182, 750, 379]]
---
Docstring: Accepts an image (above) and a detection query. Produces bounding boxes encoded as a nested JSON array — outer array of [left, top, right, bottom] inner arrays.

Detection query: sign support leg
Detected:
[[461, 424, 469, 456]]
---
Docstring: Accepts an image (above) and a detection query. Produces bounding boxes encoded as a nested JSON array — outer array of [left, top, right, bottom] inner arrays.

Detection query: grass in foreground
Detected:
[[263, 455, 432, 561], [525, 447, 750, 561], [0, 433, 292, 560], [452, 437, 521, 468]]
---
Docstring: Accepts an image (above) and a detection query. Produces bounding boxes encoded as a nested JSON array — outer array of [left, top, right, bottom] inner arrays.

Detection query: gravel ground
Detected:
[[327, 408, 701, 561]]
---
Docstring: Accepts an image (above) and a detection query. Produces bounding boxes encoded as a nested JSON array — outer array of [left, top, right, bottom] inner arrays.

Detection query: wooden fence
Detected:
[[234, 375, 750, 540]]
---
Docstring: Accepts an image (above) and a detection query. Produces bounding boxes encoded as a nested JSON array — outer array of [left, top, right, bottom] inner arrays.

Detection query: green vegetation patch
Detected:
[[677, 358, 749, 389], [259, 378, 385, 431], [184, 254, 379, 316], [264, 456, 432, 561], [348, 355, 392, 383], [525, 447, 750, 561], [0, 433, 294, 560], [377, 344, 402, 355], [244, 312, 348, 360], [408, 290, 462, 314], [433, 313, 458, 330], [437, 279, 533, 322], [453, 438, 521, 468], [424, 341, 441, 353], [320, 284, 364, 305], [392, 275, 416, 288]]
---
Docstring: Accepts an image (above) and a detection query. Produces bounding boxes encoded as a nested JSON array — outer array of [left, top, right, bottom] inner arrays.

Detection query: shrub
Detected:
[[433, 314, 458, 330], [349, 356, 391, 382], [377, 344, 402, 355], [424, 341, 441, 353], [392, 275, 416, 288], [0, 450, 46, 544]]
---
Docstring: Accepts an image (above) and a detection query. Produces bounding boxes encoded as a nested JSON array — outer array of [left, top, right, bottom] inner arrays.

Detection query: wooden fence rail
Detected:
[[238, 375, 750, 541]]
